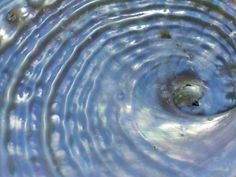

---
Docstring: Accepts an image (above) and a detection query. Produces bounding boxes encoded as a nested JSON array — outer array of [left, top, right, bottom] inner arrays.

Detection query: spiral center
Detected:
[[173, 82, 204, 112]]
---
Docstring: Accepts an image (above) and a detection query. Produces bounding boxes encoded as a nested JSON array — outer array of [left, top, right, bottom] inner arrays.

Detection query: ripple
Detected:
[[0, 0, 235, 176]]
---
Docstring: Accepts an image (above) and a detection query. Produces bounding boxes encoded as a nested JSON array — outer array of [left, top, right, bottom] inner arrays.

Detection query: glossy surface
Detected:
[[0, 0, 235, 177]]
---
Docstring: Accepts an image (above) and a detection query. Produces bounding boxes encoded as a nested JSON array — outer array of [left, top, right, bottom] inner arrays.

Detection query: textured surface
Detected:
[[0, 0, 236, 177]]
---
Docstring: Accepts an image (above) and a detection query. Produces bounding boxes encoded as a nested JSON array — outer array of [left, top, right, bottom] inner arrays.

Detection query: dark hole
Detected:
[[192, 100, 199, 106]]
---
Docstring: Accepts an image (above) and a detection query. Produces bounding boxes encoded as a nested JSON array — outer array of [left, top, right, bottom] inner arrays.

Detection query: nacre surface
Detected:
[[0, 0, 235, 177]]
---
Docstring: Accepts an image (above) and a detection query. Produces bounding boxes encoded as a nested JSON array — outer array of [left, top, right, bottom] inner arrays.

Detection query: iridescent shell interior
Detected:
[[0, 0, 235, 176]]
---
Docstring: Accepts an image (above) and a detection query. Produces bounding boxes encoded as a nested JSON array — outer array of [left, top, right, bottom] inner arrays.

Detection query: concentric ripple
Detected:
[[0, 0, 236, 177]]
